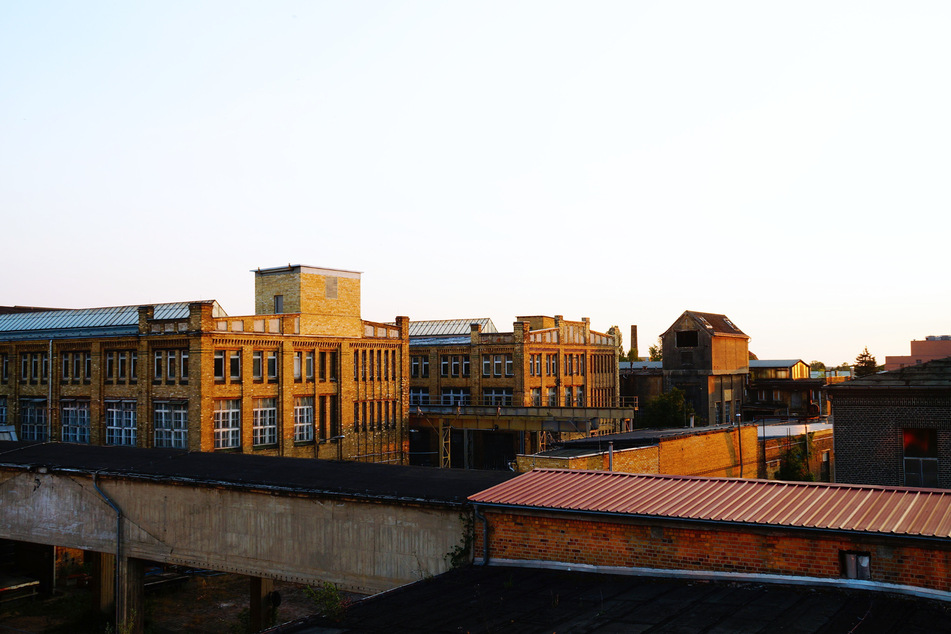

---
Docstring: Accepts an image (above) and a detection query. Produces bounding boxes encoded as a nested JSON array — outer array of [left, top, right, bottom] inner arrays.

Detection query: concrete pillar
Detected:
[[249, 576, 276, 632], [117, 556, 145, 634]]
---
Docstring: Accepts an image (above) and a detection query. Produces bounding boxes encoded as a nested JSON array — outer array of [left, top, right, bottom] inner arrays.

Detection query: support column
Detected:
[[439, 421, 450, 468], [249, 576, 276, 632], [117, 556, 145, 634]]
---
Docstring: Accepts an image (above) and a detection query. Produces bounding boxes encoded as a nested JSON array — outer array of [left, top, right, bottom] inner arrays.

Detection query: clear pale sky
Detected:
[[2, 2, 949, 365]]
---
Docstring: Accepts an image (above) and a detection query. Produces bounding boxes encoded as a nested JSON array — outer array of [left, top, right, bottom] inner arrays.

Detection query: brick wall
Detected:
[[476, 509, 951, 593], [833, 392, 951, 488]]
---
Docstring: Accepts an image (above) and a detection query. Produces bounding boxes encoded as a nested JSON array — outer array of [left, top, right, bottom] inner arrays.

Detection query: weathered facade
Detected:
[[408, 316, 630, 469], [745, 359, 826, 419], [661, 311, 749, 426], [0, 265, 409, 464], [830, 357, 951, 488]]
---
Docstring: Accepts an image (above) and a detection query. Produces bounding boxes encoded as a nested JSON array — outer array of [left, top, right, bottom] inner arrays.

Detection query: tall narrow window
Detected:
[[229, 351, 241, 381], [266, 351, 278, 381], [904, 428, 939, 487], [274, 294, 283, 313], [252, 398, 278, 446], [253, 350, 263, 380]]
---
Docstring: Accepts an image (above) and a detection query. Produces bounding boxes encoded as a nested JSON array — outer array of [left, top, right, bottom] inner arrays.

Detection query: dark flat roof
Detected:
[[280, 565, 951, 633], [0, 442, 515, 505]]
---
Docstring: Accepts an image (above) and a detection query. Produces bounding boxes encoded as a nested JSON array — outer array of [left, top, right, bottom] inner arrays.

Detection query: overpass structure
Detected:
[[0, 442, 513, 632]]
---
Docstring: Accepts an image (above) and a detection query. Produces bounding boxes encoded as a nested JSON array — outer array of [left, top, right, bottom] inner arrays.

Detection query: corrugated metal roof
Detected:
[[409, 335, 472, 347], [749, 359, 805, 368], [469, 469, 951, 539], [409, 318, 498, 337], [0, 301, 224, 340]]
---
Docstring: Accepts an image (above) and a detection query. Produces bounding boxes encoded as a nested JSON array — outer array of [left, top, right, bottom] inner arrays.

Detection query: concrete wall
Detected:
[[0, 470, 464, 594]]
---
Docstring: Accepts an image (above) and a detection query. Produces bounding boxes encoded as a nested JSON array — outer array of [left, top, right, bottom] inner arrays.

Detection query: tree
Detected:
[[639, 388, 693, 428], [809, 360, 826, 372], [854, 346, 878, 377], [626, 345, 639, 362], [648, 337, 663, 362]]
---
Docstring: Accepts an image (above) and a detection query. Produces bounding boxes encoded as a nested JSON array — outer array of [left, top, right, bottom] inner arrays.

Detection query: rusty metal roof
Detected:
[[409, 318, 498, 337], [469, 470, 951, 539]]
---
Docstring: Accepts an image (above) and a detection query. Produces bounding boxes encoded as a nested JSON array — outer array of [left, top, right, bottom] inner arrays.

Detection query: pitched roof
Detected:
[[749, 360, 805, 368], [408, 318, 498, 337], [469, 469, 951, 539], [663, 311, 748, 338], [830, 356, 951, 390], [0, 301, 225, 341]]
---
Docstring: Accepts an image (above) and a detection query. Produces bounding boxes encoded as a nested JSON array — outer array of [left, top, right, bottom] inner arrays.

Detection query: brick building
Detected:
[[885, 335, 951, 371], [0, 265, 409, 464], [408, 316, 634, 469], [830, 357, 951, 488], [661, 311, 749, 426], [470, 469, 951, 598]]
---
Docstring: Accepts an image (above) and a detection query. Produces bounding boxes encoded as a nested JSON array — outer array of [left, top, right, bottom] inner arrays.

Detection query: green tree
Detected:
[[640, 388, 693, 428], [809, 360, 826, 372], [626, 345, 639, 362], [648, 337, 663, 362], [854, 346, 878, 377]]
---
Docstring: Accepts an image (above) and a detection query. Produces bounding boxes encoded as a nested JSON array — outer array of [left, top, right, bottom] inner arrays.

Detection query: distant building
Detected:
[[830, 357, 951, 488], [0, 265, 410, 464], [661, 311, 749, 426], [884, 335, 951, 371], [745, 359, 826, 418], [407, 316, 632, 469]]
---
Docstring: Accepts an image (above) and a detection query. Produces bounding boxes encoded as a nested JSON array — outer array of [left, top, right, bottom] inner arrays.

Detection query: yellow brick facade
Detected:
[[0, 266, 410, 465]]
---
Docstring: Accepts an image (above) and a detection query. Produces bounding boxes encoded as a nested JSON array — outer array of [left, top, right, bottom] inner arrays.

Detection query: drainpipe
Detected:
[[472, 505, 490, 566], [93, 471, 122, 626], [608, 441, 614, 472]]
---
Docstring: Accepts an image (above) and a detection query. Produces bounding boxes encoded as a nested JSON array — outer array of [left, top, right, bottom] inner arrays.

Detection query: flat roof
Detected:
[[470, 469, 951, 540], [0, 442, 514, 506], [283, 565, 951, 632]]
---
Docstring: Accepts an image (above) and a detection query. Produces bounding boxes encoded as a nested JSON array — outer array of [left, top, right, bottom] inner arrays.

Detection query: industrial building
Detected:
[[0, 265, 409, 464]]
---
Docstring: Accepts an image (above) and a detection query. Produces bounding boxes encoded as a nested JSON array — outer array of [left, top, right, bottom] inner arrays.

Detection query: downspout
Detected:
[[472, 504, 490, 566], [48, 340, 53, 440], [93, 471, 122, 626]]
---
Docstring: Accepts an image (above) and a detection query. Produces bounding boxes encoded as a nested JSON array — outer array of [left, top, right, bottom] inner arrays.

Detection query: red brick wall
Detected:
[[476, 509, 951, 593]]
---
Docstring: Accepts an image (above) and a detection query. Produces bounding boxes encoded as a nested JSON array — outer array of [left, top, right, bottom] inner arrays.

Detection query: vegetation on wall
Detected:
[[639, 388, 693, 428]]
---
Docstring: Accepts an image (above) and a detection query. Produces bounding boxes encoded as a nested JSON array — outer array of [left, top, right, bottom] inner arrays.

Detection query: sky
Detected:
[[2, 2, 950, 365]]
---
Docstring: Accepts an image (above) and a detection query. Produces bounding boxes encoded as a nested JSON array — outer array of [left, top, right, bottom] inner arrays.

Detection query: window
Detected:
[[61, 400, 91, 444], [153, 351, 163, 381], [441, 355, 451, 377], [180, 350, 188, 380], [214, 399, 241, 449], [19, 399, 47, 441], [294, 397, 314, 442], [1, 354, 7, 383], [441, 355, 467, 378], [411, 355, 430, 378], [676, 330, 699, 348], [106, 351, 116, 381], [903, 428, 939, 487], [841, 551, 871, 580], [547, 388, 557, 407], [267, 351, 278, 381], [61, 354, 70, 381], [565, 355, 572, 376], [493, 355, 503, 377], [531, 388, 541, 406], [274, 294, 283, 313], [483, 388, 512, 406], [318, 395, 328, 440], [441, 388, 470, 406], [154, 402, 188, 449], [166, 350, 176, 380], [482, 355, 491, 378], [118, 351, 128, 380], [319, 351, 327, 381], [410, 388, 430, 406], [253, 351, 263, 380], [214, 351, 226, 380], [306, 351, 315, 380], [328, 351, 337, 381], [230, 351, 242, 381], [575, 386, 584, 407], [0, 397, 6, 423], [565, 387, 572, 407], [294, 351, 303, 380], [253, 398, 278, 446], [105, 400, 137, 446]]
